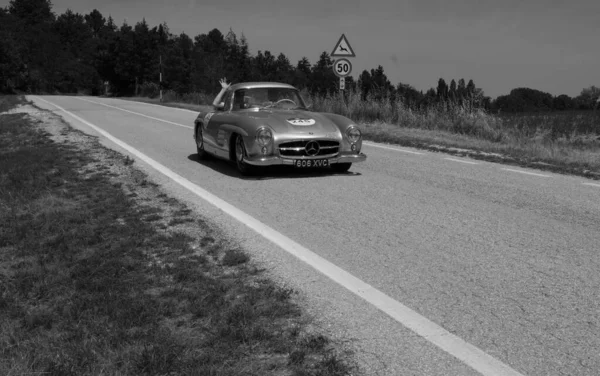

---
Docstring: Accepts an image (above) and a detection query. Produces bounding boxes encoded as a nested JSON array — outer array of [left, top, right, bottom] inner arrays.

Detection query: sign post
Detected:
[[159, 55, 163, 102], [331, 34, 356, 91]]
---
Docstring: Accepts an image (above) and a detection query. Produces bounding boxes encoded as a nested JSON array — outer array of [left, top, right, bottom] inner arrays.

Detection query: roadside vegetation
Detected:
[[0, 95, 357, 376]]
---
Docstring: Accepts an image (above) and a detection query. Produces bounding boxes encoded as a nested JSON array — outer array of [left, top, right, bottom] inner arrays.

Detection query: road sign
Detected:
[[333, 58, 352, 78], [331, 34, 356, 57], [339, 77, 345, 90]]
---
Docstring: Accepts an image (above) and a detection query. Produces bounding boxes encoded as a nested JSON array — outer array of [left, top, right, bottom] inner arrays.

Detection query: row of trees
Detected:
[[1, 0, 598, 112], [494, 87, 600, 112]]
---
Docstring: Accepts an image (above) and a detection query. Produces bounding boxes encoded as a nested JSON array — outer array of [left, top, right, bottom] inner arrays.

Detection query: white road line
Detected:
[[444, 157, 480, 165], [116, 98, 202, 114], [75, 97, 194, 129], [34, 95, 525, 376], [501, 168, 551, 178], [362, 141, 424, 155], [583, 182, 600, 188]]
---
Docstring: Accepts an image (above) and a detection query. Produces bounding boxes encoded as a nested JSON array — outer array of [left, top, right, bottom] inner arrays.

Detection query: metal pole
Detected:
[[159, 55, 163, 102]]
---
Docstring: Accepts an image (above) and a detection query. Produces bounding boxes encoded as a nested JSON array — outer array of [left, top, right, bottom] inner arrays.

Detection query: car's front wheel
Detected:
[[331, 162, 352, 173], [234, 134, 256, 176], [196, 126, 208, 160]]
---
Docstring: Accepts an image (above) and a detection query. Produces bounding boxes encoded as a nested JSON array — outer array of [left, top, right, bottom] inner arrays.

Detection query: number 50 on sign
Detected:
[[333, 58, 352, 78]]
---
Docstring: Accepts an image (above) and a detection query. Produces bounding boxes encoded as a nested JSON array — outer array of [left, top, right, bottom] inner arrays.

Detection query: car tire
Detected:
[[331, 162, 352, 173], [196, 127, 208, 160], [234, 134, 256, 176]]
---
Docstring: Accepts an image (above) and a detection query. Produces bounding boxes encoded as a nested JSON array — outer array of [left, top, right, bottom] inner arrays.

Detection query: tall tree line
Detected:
[[1, 0, 597, 112]]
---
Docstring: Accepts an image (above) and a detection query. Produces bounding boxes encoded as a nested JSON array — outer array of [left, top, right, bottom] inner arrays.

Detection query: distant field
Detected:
[[125, 88, 600, 179]]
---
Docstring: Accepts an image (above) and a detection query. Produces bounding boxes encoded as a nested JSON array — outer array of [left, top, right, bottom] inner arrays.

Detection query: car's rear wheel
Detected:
[[196, 127, 208, 160], [331, 162, 352, 173], [234, 134, 256, 176]]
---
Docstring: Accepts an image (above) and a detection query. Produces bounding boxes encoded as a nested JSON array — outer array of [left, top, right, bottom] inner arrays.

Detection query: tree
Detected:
[[575, 86, 600, 110], [0, 9, 24, 92], [457, 78, 466, 103], [112, 21, 138, 94], [358, 69, 372, 100], [449, 79, 457, 102], [252, 50, 276, 81], [369, 65, 393, 101], [493, 87, 554, 112], [273, 53, 293, 83], [466, 79, 476, 96], [293, 57, 311, 90], [192, 28, 226, 92], [8, 0, 61, 92], [396, 82, 423, 108], [553, 94, 575, 111], [84, 9, 105, 38], [436, 78, 448, 100], [8, 0, 55, 26], [309, 52, 336, 96], [53, 9, 97, 93]]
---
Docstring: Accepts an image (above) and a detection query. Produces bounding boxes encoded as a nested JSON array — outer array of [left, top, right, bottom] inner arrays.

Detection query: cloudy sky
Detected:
[[9, 0, 600, 98]]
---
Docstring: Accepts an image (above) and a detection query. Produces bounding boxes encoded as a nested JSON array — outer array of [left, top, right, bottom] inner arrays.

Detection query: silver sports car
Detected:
[[193, 82, 367, 175]]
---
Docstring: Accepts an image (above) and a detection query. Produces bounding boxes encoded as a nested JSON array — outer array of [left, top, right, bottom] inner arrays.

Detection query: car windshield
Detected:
[[232, 87, 308, 111]]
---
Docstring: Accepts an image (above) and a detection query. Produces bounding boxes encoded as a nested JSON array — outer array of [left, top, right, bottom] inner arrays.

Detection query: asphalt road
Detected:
[[30, 96, 600, 376]]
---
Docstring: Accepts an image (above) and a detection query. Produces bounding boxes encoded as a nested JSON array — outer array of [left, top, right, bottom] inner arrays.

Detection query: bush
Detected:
[[139, 82, 160, 99]]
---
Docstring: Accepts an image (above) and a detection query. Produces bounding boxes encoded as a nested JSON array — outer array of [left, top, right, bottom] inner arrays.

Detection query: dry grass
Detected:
[[0, 95, 358, 376]]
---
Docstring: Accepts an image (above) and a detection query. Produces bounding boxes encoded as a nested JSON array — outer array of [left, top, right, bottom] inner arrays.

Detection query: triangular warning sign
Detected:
[[331, 34, 356, 57]]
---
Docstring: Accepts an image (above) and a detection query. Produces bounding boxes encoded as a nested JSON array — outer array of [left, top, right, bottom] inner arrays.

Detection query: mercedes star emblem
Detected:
[[305, 141, 320, 156]]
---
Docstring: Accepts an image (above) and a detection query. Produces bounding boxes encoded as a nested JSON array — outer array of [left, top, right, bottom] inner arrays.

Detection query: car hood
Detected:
[[246, 109, 340, 136]]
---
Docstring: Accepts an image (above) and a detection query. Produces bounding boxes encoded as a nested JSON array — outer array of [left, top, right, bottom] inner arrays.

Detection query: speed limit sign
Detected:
[[333, 58, 352, 78]]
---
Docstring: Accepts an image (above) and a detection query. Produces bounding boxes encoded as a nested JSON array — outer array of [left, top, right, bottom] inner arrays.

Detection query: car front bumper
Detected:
[[243, 153, 367, 166]]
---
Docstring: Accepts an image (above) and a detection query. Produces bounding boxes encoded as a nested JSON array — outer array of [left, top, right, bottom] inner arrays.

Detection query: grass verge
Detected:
[[359, 122, 600, 179], [0, 95, 357, 376]]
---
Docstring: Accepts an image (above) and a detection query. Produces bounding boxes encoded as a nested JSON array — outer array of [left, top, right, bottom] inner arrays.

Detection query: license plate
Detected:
[[294, 159, 329, 168]]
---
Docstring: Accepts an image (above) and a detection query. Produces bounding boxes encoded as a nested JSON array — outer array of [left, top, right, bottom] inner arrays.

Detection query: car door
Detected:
[[203, 89, 233, 152]]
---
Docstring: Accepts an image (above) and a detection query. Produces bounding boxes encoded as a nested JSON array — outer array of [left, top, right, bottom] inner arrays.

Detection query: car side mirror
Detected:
[[214, 103, 225, 111]]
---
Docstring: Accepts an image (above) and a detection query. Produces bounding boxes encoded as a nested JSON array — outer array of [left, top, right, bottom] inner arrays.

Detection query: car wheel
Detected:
[[331, 162, 352, 173], [234, 134, 256, 176], [196, 127, 208, 160]]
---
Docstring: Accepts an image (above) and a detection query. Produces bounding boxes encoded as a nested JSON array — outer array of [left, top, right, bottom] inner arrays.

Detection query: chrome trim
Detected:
[[255, 126, 273, 146], [279, 145, 338, 151], [277, 139, 340, 158], [243, 153, 366, 166], [305, 141, 320, 156], [345, 125, 361, 144]]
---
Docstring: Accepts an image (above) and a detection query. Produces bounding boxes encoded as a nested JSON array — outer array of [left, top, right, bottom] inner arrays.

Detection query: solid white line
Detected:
[[501, 168, 550, 178], [444, 157, 480, 165], [34, 95, 525, 376], [75, 97, 194, 129], [362, 141, 424, 155], [116, 98, 202, 114], [582, 182, 600, 188]]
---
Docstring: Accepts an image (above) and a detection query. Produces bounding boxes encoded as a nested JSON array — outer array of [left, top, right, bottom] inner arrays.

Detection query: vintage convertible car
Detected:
[[193, 82, 367, 175]]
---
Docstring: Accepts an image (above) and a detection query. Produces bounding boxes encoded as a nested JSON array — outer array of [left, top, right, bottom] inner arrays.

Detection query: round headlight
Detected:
[[346, 126, 361, 144], [256, 128, 273, 146]]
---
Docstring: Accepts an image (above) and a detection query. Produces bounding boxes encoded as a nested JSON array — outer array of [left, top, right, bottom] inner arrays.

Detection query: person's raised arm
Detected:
[[212, 78, 232, 108]]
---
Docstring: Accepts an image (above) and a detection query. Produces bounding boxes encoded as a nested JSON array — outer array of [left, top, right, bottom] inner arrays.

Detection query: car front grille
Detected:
[[278, 140, 339, 158]]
